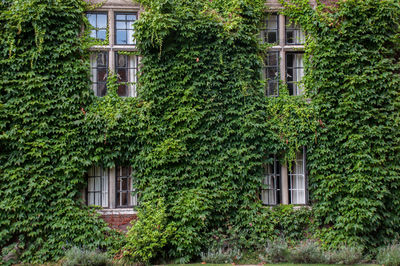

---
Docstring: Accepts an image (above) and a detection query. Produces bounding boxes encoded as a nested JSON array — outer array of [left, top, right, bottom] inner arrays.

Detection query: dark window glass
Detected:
[[115, 12, 137, 45], [264, 51, 280, 96], [262, 14, 279, 44], [116, 166, 137, 208], [86, 12, 108, 41], [286, 52, 304, 95], [115, 53, 138, 97], [90, 52, 109, 97], [285, 18, 305, 45], [261, 156, 281, 205]]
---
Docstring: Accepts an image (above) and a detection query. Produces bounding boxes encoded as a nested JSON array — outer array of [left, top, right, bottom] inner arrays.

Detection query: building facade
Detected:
[[84, 0, 310, 230]]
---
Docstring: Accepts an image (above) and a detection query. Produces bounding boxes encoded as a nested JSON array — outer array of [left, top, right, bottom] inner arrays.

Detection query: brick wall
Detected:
[[101, 213, 138, 231]]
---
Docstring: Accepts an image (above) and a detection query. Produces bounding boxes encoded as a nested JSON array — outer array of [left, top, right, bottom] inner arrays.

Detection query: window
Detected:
[[87, 9, 138, 97], [90, 52, 108, 97], [262, 14, 279, 44], [116, 166, 137, 207], [86, 166, 138, 209], [286, 53, 304, 96], [261, 156, 281, 205], [263, 14, 305, 96], [87, 166, 109, 207], [115, 53, 138, 97], [289, 150, 307, 204], [261, 148, 308, 205], [264, 52, 280, 97], [115, 13, 137, 45], [285, 18, 305, 45], [87, 12, 108, 41]]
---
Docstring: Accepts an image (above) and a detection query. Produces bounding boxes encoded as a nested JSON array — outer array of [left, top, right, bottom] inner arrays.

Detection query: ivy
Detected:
[[0, 0, 122, 263], [280, 0, 400, 247], [2, 0, 398, 263]]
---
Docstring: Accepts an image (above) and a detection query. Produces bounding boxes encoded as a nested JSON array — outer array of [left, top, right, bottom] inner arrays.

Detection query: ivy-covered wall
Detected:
[[1, 0, 400, 263], [280, 0, 400, 247]]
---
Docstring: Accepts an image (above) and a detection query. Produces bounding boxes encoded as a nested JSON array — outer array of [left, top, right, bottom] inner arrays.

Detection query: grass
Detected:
[[166, 264, 379, 266]]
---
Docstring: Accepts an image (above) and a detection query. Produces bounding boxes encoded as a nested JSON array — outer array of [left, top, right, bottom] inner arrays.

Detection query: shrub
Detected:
[[200, 247, 242, 264], [63, 247, 111, 266], [326, 245, 364, 265], [260, 238, 291, 263], [377, 243, 400, 266], [123, 198, 176, 264], [289, 240, 326, 264]]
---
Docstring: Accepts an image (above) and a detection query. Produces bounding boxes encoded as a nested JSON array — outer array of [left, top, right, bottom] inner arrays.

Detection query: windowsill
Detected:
[[98, 208, 137, 215]]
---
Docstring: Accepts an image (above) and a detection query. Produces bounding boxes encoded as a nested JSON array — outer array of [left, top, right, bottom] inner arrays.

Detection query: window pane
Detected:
[[87, 14, 96, 26], [116, 14, 126, 20], [127, 14, 136, 21], [97, 14, 107, 28], [286, 53, 304, 95], [261, 157, 281, 205], [115, 13, 137, 45], [97, 83, 107, 97], [263, 14, 278, 44], [116, 54, 127, 67], [87, 13, 108, 41], [90, 30, 96, 38], [116, 21, 126, 29], [265, 52, 279, 96], [116, 166, 136, 207], [127, 21, 135, 29], [97, 30, 106, 41], [289, 150, 306, 204], [127, 30, 134, 44], [116, 30, 127, 44], [286, 19, 305, 45]]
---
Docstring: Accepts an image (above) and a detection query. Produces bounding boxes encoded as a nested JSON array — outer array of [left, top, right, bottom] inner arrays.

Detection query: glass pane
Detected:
[[286, 31, 294, 44], [97, 83, 107, 97], [127, 21, 135, 29], [117, 69, 127, 82], [122, 177, 128, 190], [97, 53, 106, 66], [95, 177, 101, 191], [117, 54, 127, 67], [88, 177, 94, 191], [287, 53, 293, 66], [94, 166, 101, 176], [90, 30, 96, 38], [121, 192, 127, 206], [116, 21, 126, 29], [89, 193, 94, 205], [95, 193, 100, 205], [97, 30, 106, 41], [127, 30, 134, 44], [268, 53, 278, 65], [267, 15, 278, 29], [122, 167, 129, 177], [87, 14, 96, 27], [267, 82, 278, 96], [267, 32, 277, 44], [116, 14, 126, 20], [127, 14, 136, 21], [116, 30, 127, 44], [267, 68, 277, 79], [97, 14, 107, 28], [118, 85, 128, 97]]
